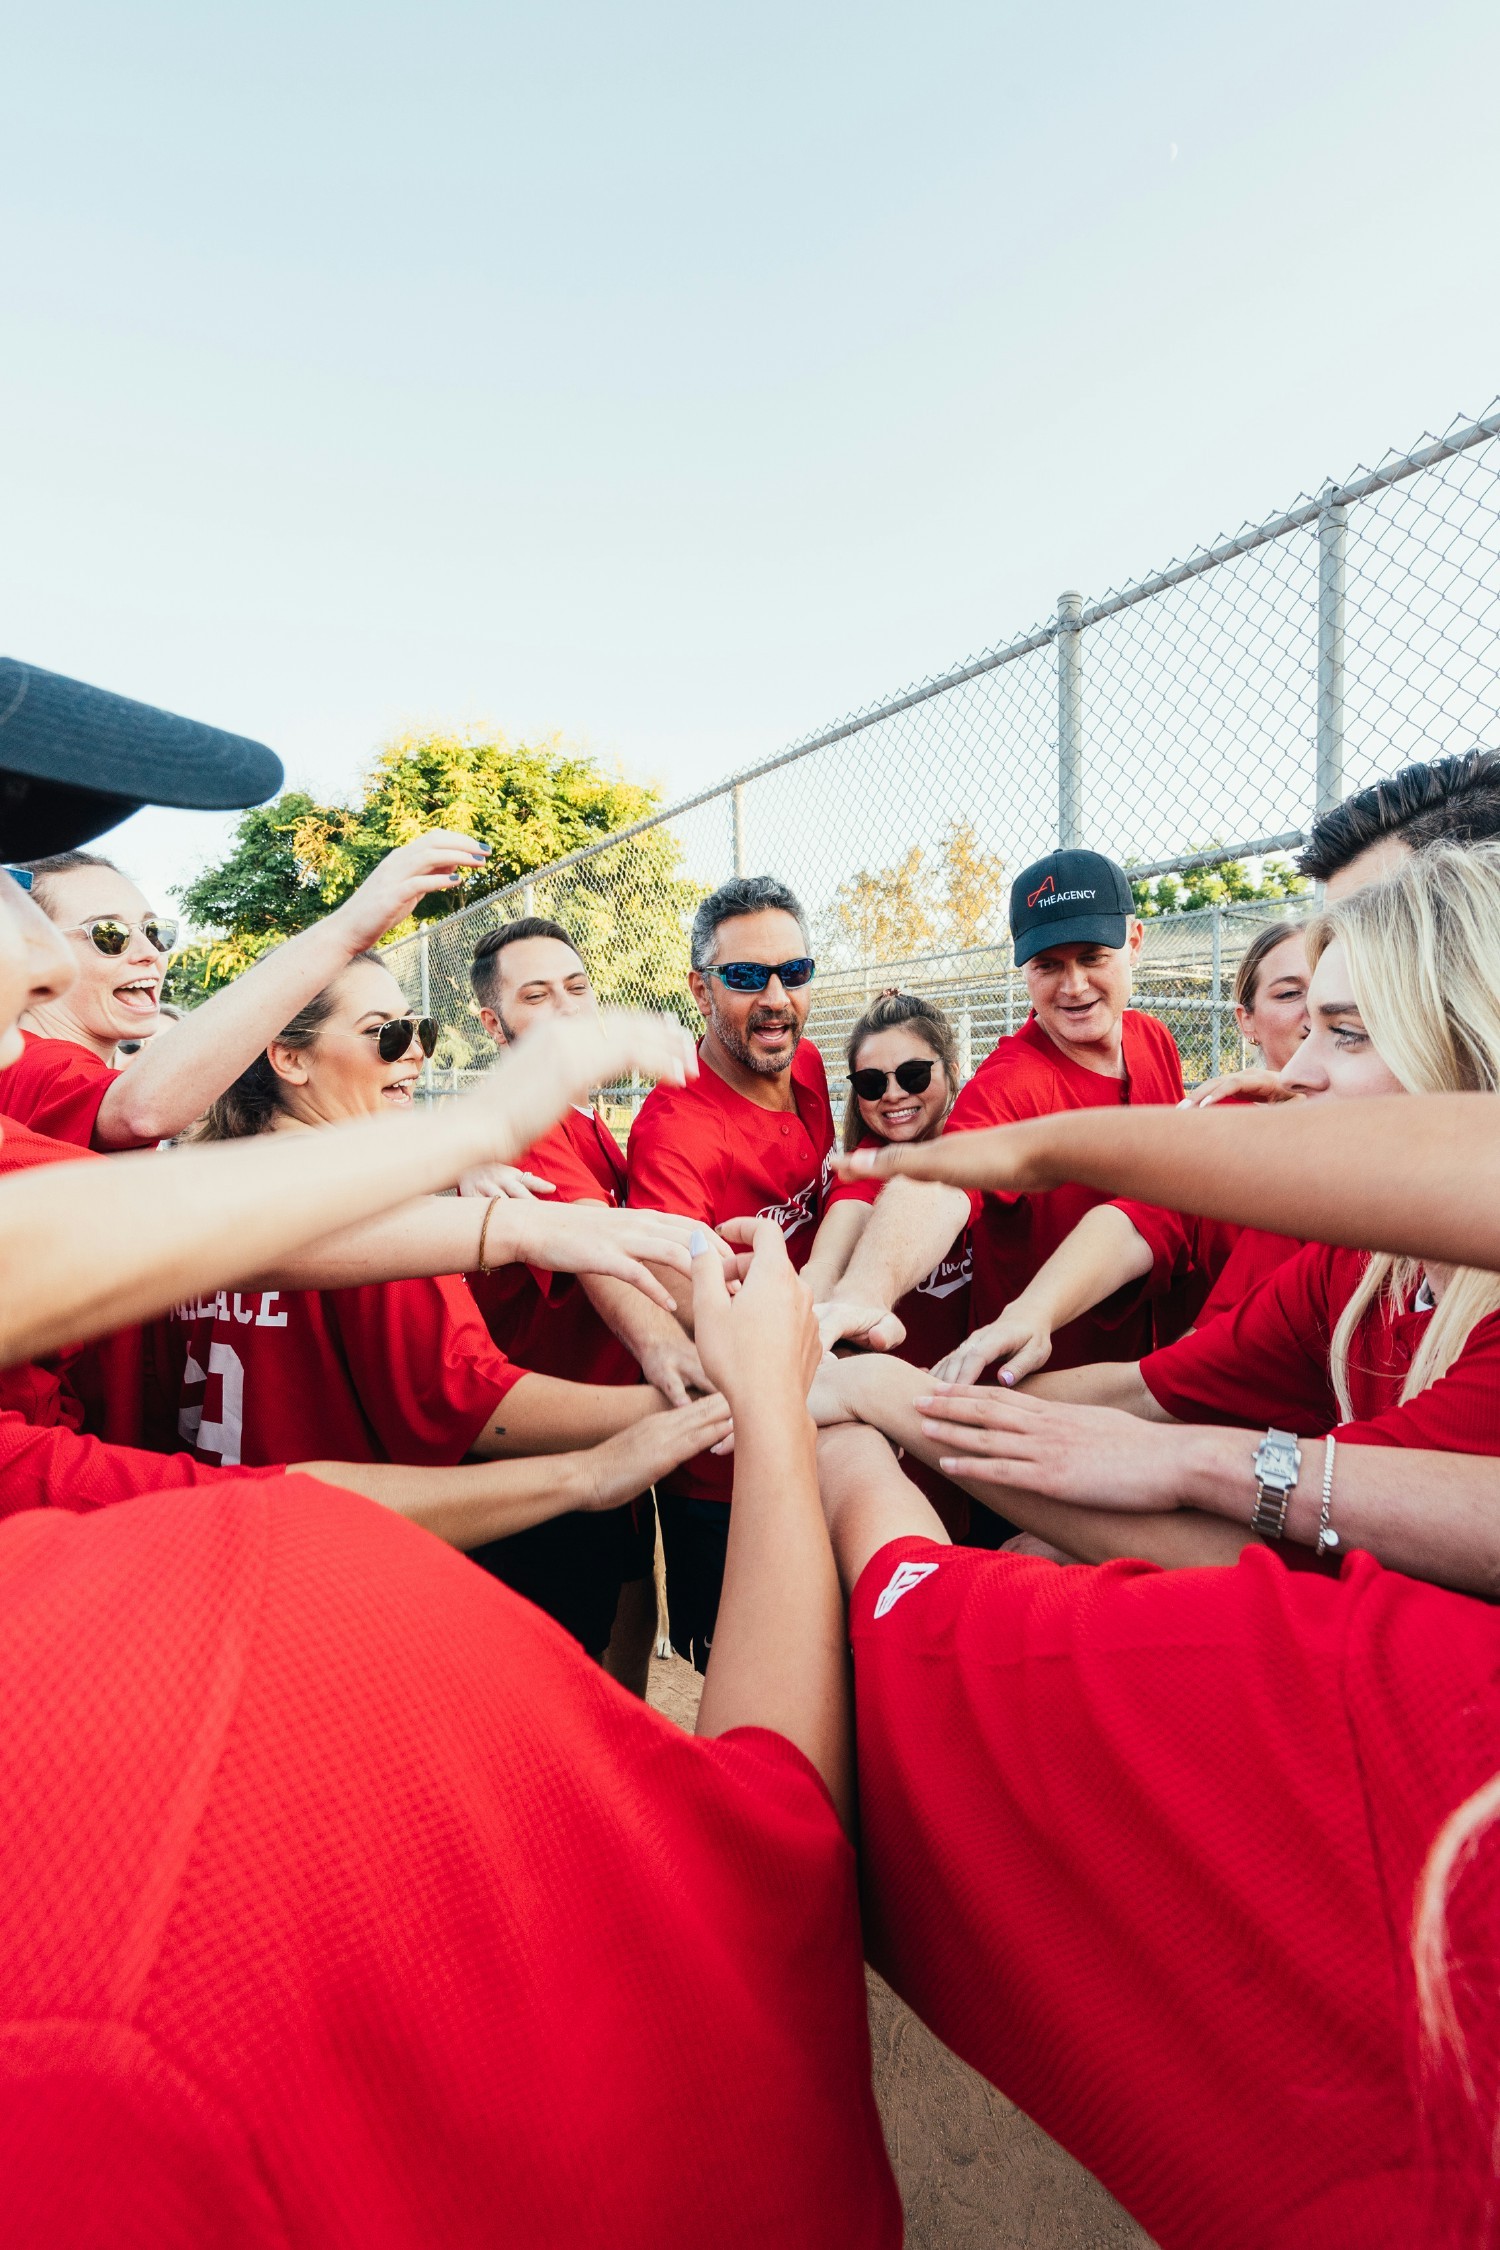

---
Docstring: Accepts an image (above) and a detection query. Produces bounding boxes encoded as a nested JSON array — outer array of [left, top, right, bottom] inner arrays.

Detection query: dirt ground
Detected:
[[647, 1652, 1153, 2249]]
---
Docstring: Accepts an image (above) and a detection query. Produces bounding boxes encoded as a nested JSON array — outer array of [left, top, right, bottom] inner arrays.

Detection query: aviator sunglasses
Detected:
[[850, 1057, 937, 1102], [363, 1016, 439, 1063], [701, 956, 815, 994], [69, 914, 179, 956]]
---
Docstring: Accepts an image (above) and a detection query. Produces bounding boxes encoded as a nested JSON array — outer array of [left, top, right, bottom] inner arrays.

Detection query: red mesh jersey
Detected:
[[0, 1030, 156, 1151], [0, 1477, 900, 2247], [850, 1534, 1500, 2248]]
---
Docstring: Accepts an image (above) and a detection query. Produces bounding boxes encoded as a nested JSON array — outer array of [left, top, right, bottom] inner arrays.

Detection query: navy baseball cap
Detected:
[[1009, 849, 1135, 967], [0, 658, 283, 857]]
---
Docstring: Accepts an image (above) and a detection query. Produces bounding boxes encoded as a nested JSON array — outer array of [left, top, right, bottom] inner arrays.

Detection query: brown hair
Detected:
[[1232, 919, 1305, 1013], [15, 850, 122, 920], [191, 952, 385, 1142], [842, 990, 960, 1154]]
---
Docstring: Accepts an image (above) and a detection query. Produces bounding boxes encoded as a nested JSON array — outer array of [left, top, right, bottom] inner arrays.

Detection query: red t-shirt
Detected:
[[1116, 1201, 1303, 1331], [0, 1029, 155, 1151], [849, 1534, 1498, 2248], [469, 1107, 637, 1387], [944, 1012, 1185, 1368], [160, 1274, 526, 1468], [1141, 1240, 1500, 1452], [627, 1039, 835, 1502], [0, 1407, 280, 1517], [0, 1478, 901, 2247]]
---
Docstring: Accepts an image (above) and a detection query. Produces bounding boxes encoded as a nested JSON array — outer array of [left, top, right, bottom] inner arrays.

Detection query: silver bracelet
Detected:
[[1315, 1437, 1340, 1557]]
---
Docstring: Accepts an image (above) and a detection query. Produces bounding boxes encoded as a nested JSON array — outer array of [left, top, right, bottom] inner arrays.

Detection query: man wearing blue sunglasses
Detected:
[[627, 874, 835, 1669]]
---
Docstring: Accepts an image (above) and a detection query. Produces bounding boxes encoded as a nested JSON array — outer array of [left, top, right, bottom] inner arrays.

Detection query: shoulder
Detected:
[[949, 1029, 1052, 1127], [0, 1118, 98, 1175], [794, 1040, 831, 1096], [1123, 1010, 1185, 1074]]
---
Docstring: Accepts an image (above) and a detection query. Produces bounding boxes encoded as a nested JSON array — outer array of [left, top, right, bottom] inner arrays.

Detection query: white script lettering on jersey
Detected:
[[873, 1559, 940, 1619], [916, 1244, 973, 1302], [756, 1178, 819, 1242]]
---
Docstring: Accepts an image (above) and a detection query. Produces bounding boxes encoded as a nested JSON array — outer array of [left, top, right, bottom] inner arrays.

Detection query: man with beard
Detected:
[[627, 876, 833, 1667]]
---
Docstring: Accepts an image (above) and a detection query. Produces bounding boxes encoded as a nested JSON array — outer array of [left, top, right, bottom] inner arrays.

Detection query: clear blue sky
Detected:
[[4, 0, 1498, 917]]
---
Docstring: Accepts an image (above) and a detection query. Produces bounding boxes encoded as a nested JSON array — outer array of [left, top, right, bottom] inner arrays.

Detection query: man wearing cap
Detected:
[[818, 848, 1184, 1378]]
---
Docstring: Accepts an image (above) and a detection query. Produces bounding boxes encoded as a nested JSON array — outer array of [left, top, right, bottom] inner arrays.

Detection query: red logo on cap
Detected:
[[1026, 874, 1055, 910]]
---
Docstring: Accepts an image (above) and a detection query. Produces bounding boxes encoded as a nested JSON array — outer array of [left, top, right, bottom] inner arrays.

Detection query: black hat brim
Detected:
[[0, 659, 282, 857], [1013, 913, 1129, 967]]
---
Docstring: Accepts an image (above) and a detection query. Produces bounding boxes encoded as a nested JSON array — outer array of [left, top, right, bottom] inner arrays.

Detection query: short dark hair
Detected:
[[469, 916, 581, 1008], [1298, 749, 1500, 880], [690, 875, 809, 972]]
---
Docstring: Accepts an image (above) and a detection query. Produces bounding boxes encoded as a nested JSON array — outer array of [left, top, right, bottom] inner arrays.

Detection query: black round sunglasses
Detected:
[[850, 1058, 936, 1102]]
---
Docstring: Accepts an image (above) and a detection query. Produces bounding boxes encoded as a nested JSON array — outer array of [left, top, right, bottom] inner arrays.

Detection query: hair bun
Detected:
[[881, 986, 902, 998]]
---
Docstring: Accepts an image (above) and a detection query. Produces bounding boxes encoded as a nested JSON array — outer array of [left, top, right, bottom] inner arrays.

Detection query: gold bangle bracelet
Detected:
[[476, 1195, 503, 1274]]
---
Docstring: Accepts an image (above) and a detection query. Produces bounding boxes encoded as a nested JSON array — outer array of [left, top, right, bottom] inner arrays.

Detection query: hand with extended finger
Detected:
[[932, 1304, 1053, 1388], [468, 1011, 697, 1168], [458, 1163, 558, 1200], [690, 1217, 822, 1417], [502, 1202, 732, 1310], [913, 1383, 1186, 1511], [331, 830, 492, 950], [581, 1394, 734, 1510], [1180, 1067, 1301, 1110], [833, 1121, 1051, 1197]]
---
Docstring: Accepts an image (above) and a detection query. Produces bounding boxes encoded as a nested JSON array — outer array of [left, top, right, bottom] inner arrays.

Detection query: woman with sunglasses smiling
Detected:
[[6, 831, 490, 1152], [158, 951, 723, 1652], [800, 991, 976, 1535]]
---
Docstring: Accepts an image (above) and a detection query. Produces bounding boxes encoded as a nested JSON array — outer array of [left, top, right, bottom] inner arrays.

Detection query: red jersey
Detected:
[[162, 1274, 525, 1468], [469, 1106, 637, 1387], [628, 1038, 834, 1503], [0, 1407, 280, 1517], [0, 1029, 154, 1151], [0, 1478, 901, 2247], [825, 1135, 973, 1372], [848, 1534, 1496, 2248], [1116, 1201, 1302, 1331], [945, 1011, 1185, 1368], [1141, 1240, 1500, 1452]]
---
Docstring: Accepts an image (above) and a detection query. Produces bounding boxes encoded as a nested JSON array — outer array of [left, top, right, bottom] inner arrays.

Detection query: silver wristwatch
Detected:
[[1250, 1428, 1301, 1542]]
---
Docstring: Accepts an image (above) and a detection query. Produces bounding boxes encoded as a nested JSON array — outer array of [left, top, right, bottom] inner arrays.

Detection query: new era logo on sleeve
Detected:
[[873, 1559, 940, 1619]]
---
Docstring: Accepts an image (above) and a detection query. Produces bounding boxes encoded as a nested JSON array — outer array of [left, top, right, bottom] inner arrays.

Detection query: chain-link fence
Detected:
[[384, 400, 1500, 1115]]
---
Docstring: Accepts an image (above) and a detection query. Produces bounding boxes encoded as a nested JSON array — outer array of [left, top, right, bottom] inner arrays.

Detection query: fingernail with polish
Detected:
[[1001, 1370, 1016, 1388], [689, 1227, 710, 1257]]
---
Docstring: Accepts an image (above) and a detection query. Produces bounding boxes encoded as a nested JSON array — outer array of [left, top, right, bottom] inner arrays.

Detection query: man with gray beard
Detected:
[[626, 875, 833, 1667]]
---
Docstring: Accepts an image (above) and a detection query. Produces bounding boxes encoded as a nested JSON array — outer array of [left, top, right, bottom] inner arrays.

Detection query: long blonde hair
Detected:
[[1311, 844, 1500, 1420]]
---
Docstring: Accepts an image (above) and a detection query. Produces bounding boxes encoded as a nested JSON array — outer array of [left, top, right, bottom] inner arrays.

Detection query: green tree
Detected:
[[939, 820, 1006, 949], [1129, 853, 1309, 919], [167, 728, 687, 1005], [821, 846, 939, 968]]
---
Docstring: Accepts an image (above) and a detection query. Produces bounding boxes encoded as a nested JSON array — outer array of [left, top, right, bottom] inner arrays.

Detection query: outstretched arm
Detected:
[[298, 1393, 731, 1547], [836, 1094, 1500, 1275], [693, 1222, 854, 1831], [815, 1178, 970, 1353], [0, 1012, 698, 1368], [935, 1203, 1155, 1386], [95, 832, 488, 1148]]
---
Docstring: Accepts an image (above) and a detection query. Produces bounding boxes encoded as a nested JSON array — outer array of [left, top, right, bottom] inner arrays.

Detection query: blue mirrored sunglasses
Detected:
[[701, 956, 815, 994]]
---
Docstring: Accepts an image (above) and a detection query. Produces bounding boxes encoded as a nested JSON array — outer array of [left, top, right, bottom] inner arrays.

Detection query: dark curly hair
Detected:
[[1298, 748, 1500, 881]]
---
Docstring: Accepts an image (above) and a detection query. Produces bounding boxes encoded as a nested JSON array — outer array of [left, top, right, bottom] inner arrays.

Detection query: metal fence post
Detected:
[[1316, 485, 1347, 814], [1056, 589, 1084, 847], [957, 1008, 973, 1084], [1209, 905, 1223, 1077], [732, 782, 747, 877], [418, 925, 433, 1098], [522, 881, 536, 916]]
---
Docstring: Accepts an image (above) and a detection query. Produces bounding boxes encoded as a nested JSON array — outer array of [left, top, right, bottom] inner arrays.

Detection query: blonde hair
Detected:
[[1309, 843, 1500, 1420]]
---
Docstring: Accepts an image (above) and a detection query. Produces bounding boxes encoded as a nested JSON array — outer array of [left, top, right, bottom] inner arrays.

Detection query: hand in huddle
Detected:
[[912, 1383, 1186, 1512], [814, 1300, 907, 1356], [690, 1218, 821, 1420], [581, 1395, 734, 1510], [932, 1305, 1052, 1388], [458, 1163, 557, 1200], [1180, 1067, 1301, 1109]]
